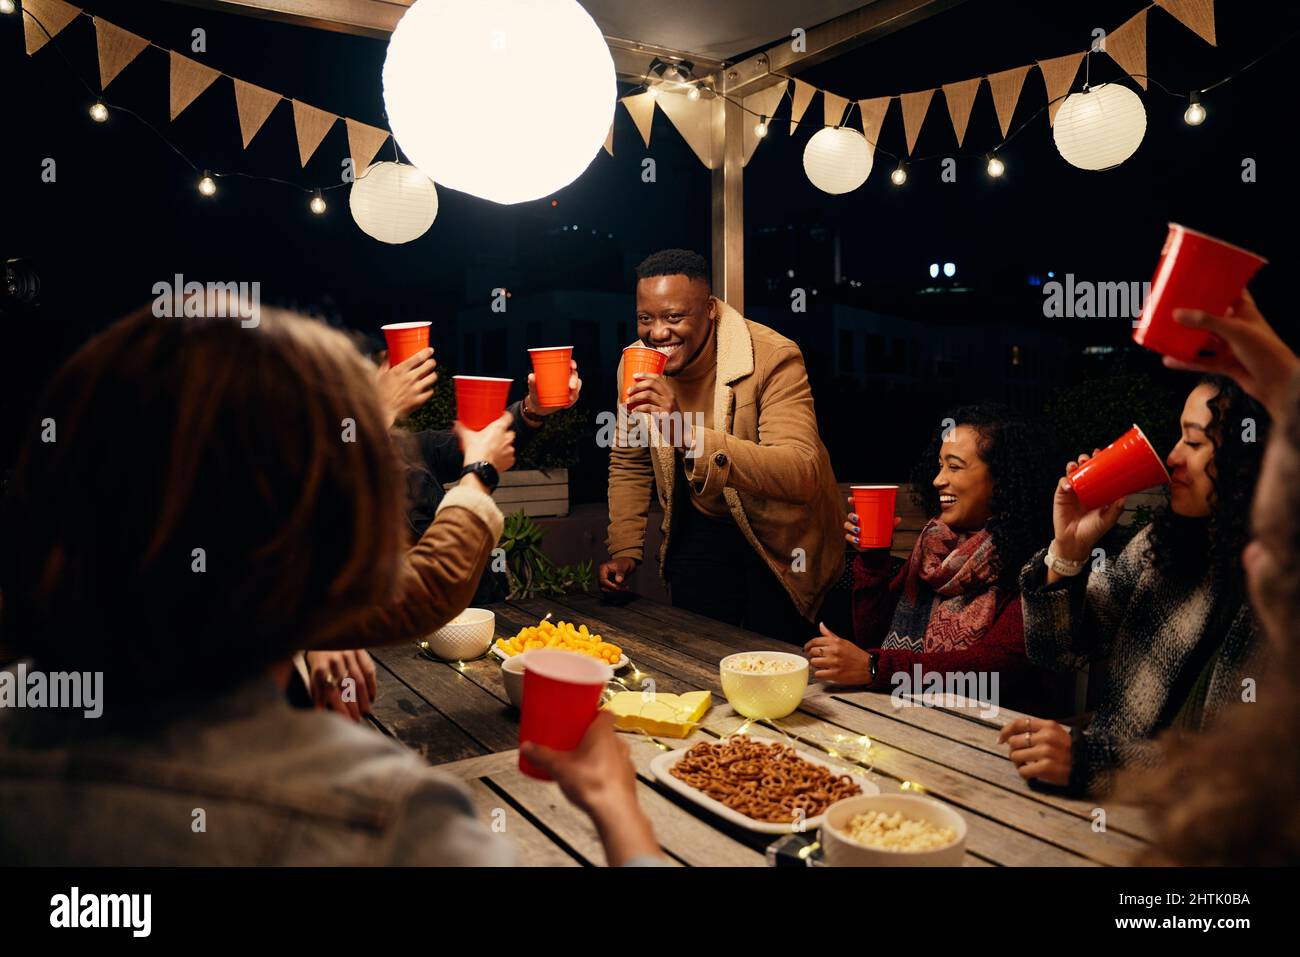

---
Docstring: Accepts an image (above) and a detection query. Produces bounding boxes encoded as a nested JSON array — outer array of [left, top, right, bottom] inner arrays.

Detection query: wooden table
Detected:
[[367, 592, 1149, 867]]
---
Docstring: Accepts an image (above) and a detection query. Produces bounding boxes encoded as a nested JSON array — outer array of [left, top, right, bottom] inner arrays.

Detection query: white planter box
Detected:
[[495, 468, 569, 518]]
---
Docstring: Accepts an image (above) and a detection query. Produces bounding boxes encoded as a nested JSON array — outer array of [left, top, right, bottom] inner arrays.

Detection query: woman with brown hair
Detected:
[[0, 303, 661, 865]]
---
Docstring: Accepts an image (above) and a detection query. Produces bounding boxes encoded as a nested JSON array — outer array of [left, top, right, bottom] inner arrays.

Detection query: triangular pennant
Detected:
[[741, 80, 787, 165], [291, 100, 337, 167], [1104, 11, 1148, 90], [899, 88, 935, 155], [169, 51, 220, 120], [1037, 51, 1085, 125], [22, 0, 81, 56], [655, 90, 716, 169], [856, 96, 892, 162], [345, 118, 390, 174], [233, 79, 281, 148], [1155, 0, 1216, 46], [823, 91, 850, 128], [942, 77, 982, 148], [789, 79, 816, 134], [94, 17, 149, 90], [987, 65, 1031, 138], [621, 92, 656, 148], [603, 122, 614, 157]]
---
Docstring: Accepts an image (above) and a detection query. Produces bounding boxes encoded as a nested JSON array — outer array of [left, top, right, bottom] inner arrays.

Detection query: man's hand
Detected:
[[626, 373, 691, 447], [1165, 290, 1299, 420], [598, 556, 638, 593], [525, 359, 583, 417], [304, 649, 378, 722], [803, 622, 874, 684], [377, 348, 437, 427], [998, 716, 1072, 787], [454, 411, 516, 476]]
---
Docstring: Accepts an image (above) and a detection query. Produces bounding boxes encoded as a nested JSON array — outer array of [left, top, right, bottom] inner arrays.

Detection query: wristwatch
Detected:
[[460, 461, 500, 493], [1044, 541, 1087, 577], [867, 651, 879, 682]]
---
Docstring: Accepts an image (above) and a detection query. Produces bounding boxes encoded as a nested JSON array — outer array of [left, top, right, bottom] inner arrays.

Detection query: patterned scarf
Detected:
[[882, 519, 1003, 654]]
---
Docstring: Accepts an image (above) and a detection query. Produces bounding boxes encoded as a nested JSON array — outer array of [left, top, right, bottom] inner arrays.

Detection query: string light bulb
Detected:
[[755, 115, 769, 138], [309, 189, 327, 215], [0, 1, 16, 15], [197, 171, 217, 197], [1184, 91, 1206, 126], [646, 84, 659, 99], [89, 101, 109, 123], [987, 155, 1006, 178], [687, 84, 701, 101], [890, 163, 908, 186]]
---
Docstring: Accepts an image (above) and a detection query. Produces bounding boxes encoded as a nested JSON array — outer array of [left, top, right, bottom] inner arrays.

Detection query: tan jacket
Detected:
[[607, 300, 844, 620]]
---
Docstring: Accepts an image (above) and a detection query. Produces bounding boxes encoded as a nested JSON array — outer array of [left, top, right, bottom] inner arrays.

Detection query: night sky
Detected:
[[3, 0, 1297, 484]]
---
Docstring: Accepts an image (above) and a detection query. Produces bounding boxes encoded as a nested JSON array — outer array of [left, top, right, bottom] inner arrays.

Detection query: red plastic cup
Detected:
[[528, 347, 573, 408], [518, 650, 610, 780], [454, 376, 512, 431], [621, 346, 667, 404], [1068, 424, 1171, 511], [1133, 224, 1268, 363], [850, 485, 899, 548], [381, 321, 431, 368]]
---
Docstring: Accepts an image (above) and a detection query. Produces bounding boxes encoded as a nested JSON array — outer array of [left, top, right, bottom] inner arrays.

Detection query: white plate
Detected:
[[490, 643, 630, 671], [649, 735, 879, 835]]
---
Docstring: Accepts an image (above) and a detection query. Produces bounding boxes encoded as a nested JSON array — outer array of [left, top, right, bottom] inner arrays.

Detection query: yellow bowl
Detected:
[[718, 651, 809, 719]]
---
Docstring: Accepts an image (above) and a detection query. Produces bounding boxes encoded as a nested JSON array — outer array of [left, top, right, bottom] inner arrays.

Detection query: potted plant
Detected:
[[498, 511, 593, 599]]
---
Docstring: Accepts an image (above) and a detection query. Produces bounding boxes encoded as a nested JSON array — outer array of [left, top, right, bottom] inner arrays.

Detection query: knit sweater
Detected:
[[1019, 523, 1261, 795]]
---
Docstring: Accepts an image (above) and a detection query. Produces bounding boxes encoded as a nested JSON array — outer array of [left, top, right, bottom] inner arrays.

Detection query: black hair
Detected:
[[1145, 375, 1268, 595], [908, 403, 1055, 588], [635, 249, 710, 287]]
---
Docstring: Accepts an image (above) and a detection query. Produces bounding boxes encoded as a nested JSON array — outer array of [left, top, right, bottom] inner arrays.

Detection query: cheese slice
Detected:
[[605, 690, 712, 738]]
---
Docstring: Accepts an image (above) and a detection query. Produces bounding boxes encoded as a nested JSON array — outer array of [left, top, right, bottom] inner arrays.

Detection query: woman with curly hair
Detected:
[[1004, 375, 1267, 796], [804, 404, 1056, 712]]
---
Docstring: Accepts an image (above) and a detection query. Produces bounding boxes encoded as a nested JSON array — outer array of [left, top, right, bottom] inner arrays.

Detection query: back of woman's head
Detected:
[[0, 304, 405, 698], [909, 402, 1054, 585]]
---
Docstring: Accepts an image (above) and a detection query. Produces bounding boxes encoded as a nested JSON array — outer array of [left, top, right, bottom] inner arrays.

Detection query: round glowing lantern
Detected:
[[349, 162, 439, 244], [803, 127, 872, 194], [1053, 83, 1147, 171], [382, 0, 616, 205]]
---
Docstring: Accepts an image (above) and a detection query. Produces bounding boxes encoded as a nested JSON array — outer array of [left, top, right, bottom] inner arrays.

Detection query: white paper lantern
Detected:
[[1053, 83, 1147, 171], [382, 0, 616, 205], [803, 127, 872, 194], [349, 162, 439, 244]]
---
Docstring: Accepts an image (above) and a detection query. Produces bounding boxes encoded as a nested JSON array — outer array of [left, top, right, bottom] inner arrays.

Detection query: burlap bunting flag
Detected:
[[856, 96, 892, 159], [621, 91, 656, 148], [94, 17, 149, 90], [1155, 0, 1217, 46], [22, 0, 81, 56], [788, 79, 816, 134], [823, 91, 850, 128], [942, 77, 982, 147], [169, 51, 221, 120], [232, 79, 280, 148], [1037, 51, 1085, 125], [1104, 11, 1148, 90], [345, 118, 390, 175], [986, 65, 1030, 139], [291, 100, 337, 167], [656, 90, 716, 169], [742, 80, 787, 165], [899, 89, 935, 155]]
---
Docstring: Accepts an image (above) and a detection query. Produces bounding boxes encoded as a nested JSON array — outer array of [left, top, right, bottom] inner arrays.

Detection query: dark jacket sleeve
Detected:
[[850, 549, 905, 645], [415, 400, 537, 485]]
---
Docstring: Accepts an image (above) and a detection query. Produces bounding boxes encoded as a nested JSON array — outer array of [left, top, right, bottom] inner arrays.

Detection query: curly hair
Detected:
[[635, 249, 710, 287], [1121, 374, 1300, 865], [908, 403, 1055, 587], [1144, 375, 1268, 596]]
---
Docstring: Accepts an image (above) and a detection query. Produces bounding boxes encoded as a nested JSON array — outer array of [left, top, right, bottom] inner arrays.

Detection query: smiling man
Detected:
[[599, 249, 844, 641]]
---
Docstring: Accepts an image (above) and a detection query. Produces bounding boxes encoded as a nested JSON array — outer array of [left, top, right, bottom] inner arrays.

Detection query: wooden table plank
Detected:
[[366, 659, 488, 765], [462, 778, 583, 867]]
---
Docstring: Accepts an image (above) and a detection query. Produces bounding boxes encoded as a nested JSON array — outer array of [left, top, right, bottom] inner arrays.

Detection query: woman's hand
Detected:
[[376, 348, 437, 427], [803, 622, 874, 684], [305, 649, 378, 722], [844, 495, 902, 551], [525, 359, 582, 417], [521, 712, 663, 866], [1165, 290, 1299, 420], [1051, 454, 1125, 566], [454, 411, 516, 476], [998, 716, 1072, 787]]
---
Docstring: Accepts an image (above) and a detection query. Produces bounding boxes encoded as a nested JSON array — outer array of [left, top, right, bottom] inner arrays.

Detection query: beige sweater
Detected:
[[607, 300, 844, 620]]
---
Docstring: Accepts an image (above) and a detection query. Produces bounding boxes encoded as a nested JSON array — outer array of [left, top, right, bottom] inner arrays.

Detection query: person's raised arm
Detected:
[[600, 369, 654, 593]]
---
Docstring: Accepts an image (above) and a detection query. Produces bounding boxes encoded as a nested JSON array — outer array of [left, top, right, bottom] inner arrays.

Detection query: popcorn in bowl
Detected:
[[718, 651, 808, 720], [723, 654, 802, 675], [845, 810, 958, 852]]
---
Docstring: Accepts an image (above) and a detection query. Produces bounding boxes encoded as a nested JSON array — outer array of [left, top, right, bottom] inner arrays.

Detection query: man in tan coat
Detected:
[[599, 249, 844, 641]]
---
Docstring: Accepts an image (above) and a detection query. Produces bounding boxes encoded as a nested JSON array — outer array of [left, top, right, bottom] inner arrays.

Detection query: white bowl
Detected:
[[422, 608, 495, 661], [501, 652, 528, 709], [820, 794, 967, 867], [718, 651, 809, 719]]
